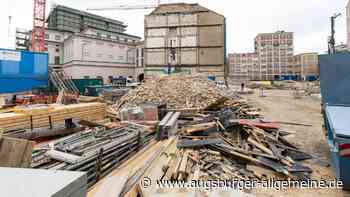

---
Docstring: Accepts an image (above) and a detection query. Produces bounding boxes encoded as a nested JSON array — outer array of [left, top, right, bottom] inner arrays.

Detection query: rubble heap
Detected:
[[161, 107, 313, 182], [114, 76, 226, 112]]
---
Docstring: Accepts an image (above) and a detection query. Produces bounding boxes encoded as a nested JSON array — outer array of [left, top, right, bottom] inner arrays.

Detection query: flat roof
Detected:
[[48, 5, 127, 27]]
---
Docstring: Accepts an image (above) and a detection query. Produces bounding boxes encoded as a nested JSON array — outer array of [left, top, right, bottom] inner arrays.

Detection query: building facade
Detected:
[[254, 31, 294, 80], [144, 3, 226, 79], [347, 0, 350, 49], [11, 5, 144, 83], [228, 53, 259, 82], [293, 53, 319, 80], [47, 5, 127, 33]]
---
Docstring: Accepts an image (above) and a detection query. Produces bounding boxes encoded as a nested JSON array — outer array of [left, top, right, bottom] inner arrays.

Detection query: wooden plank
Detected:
[[247, 137, 273, 156], [0, 137, 34, 168]]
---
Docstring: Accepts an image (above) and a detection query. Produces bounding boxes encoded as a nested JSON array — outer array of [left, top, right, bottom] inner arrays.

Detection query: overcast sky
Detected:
[[0, 0, 348, 54]]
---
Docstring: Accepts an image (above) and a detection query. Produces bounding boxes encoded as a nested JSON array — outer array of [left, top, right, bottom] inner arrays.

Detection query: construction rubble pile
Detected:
[[109, 76, 313, 189], [163, 113, 313, 182], [114, 76, 229, 112]]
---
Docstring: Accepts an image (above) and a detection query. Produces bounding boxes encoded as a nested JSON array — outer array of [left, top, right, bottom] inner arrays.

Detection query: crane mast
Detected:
[[32, 0, 46, 52]]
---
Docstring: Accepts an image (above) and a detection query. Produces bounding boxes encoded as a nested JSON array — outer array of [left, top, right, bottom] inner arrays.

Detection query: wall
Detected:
[[144, 7, 225, 78], [63, 64, 136, 83], [64, 35, 137, 65]]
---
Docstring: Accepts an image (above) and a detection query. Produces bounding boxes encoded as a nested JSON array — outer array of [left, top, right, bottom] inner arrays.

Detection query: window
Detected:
[[45, 34, 50, 39], [55, 35, 61, 41], [55, 48, 59, 52], [97, 76, 103, 80], [97, 32, 101, 37], [84, 76, 90, 79], [54, 56, 60, 65], [107, 35, 111, 39], [124, 38, 128, 42]]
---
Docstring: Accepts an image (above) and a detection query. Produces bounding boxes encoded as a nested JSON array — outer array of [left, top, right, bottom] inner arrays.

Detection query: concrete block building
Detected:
[[144, 3, 226, 79], [254, 31, 294, 80], [292, 53, 319, 80], [228, 53, 259, 82]]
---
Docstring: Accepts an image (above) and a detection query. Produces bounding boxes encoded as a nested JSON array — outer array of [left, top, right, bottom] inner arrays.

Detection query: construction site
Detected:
[[1, 0, 350, 197]]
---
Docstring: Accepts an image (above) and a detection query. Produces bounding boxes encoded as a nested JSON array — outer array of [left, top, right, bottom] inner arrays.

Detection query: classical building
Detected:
[[15, 5, 144, 83]]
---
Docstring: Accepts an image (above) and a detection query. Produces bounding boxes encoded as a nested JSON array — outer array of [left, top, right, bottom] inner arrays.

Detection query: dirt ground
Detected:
[[240, 89, 350, 197]]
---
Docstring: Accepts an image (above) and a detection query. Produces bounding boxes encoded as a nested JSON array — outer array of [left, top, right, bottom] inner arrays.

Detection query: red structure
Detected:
[[32, 0, 46, 52]]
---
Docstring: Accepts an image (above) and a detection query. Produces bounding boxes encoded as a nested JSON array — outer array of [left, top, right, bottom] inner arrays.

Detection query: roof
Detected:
[[48, 5, 127, 27], [255, 31, 293, 37], [149, 3, 219, 15], [81, 26, 141, 39]]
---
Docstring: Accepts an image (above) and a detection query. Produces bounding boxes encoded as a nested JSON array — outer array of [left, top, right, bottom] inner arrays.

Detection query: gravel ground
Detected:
[[241, 89, 349, 197]]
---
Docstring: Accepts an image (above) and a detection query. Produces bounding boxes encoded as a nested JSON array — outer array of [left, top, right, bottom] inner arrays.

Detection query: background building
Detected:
[[47, 5, 127, 33], [255, 31, 294, 80], [144, 3, 226, 79], [293, 53, 319, 80], [15, 5, 145, 83], [228, 53, 259, 83], [347, 0, 350, 49]]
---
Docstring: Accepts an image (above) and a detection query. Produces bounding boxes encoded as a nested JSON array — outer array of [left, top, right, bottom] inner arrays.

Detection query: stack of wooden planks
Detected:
[[0, 102, 106, 132]]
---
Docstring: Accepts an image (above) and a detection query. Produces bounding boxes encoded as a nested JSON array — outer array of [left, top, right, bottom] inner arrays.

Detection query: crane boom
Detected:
[[87, 4, 156, 11]]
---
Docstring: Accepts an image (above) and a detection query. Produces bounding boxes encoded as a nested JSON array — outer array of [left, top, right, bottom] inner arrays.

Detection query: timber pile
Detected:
[[114, 76, 229, 112], [160, 107, 312, 183], [0, 102, 106, 132], [32, 124, 154, 188]]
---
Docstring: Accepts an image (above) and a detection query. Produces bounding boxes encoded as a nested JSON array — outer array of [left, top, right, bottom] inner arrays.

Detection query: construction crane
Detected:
[[87, 0, 161, 11], [32, 0, 46, 52]]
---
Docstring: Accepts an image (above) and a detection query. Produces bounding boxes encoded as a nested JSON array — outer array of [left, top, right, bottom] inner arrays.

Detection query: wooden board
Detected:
[[0, 137, 34, 168], [0, 102, 106, 132]]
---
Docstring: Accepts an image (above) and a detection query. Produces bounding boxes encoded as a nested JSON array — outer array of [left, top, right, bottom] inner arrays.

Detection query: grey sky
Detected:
[[0, 0, 348, 54]]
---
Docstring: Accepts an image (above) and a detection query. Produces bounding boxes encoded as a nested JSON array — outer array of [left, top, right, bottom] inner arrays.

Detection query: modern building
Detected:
[[47, 5, 127, 34], [293, 53, 319, 80], [15, 28, 30, 51], [228, 53, 259, 82], [144, 3, 226, 79], [254, 31, 294, 80]]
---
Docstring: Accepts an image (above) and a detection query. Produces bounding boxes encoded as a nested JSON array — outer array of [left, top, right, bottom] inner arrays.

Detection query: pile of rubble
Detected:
[[159, 106, 313, 183], [114, 76, 227, 112]]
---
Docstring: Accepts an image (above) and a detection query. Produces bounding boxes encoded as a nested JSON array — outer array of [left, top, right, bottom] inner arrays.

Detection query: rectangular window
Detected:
[[54, 56, 60, 64], [45, 34, 50, 39], [84, 76, 90, 79], [55, 35, 61, 41]]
